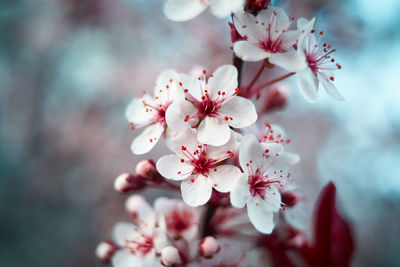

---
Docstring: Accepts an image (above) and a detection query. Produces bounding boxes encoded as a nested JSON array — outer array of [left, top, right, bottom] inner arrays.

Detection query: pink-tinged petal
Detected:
[[208, 65, 238, 99], [112, 222, 138, 246], [269, 49, 307, 72], [131, 123, 164, 155], [154, 69, 183, 102], [181, 175, 212, 206], [125, 195, 156, 231], [233, 10, 262, 43], [152, 228, 169, 254], [297, 17, 315, 45], [210, 0, 244, 18], [168, 128, 201, 157], [233, 41, 270, 62], [112, 249, 144, 267], [209, 165, 242, 193], [219, 96, 257, 128], [261, 186, 281, 212], [156, 154, 194, 181], [269, 152, 295, 172], [125, 95, 154, 125], [261, 142, 284, 156], [164, 0, 208, 22], [230, 173, 251, 208], [207, 130, 236, 159], [165, 100, 198, 132], [178, 73, 202, 101], [239, 134, 264, 171], [281, 30, 298, 49], [317, 73, 345, 101], [198, 116, 230, 146], [257, 6, 289, 33], [247, 199, 275, 234], [286, 152, 300, 165], [297, 68, 319, 102]]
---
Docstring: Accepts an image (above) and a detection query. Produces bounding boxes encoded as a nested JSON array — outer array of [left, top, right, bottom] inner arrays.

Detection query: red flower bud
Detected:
[[199, 236, 220, 258], [114, 173, 145, 193], [161, 246, 182, 267], [95, 240, 119, 263], [262, 83, 289, 113], [136, 159, 162, 182], [281, 191, 301, 207], [244, 0, 270, 14]]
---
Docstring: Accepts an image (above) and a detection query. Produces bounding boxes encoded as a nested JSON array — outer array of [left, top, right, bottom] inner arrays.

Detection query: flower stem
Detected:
[[246, 62, 266, 93], [233, 55, 244, 87], [253, 72, 295, 92]]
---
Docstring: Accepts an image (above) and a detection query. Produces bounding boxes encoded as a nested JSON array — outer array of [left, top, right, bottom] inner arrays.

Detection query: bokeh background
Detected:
[[1, 0, 399, 266]]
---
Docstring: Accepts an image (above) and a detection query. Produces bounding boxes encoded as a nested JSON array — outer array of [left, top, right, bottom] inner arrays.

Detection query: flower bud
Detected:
[[161, 246, 182, 266], [229, 22, 243, 43], [114, 173, 145, 193], [262, 83, 289, 113], [136, 159, 161, 182], [199, 236, 219, 258], [245, 0, 270, 14], [95, 240, 118, 263], [281, 191, 301, 207]]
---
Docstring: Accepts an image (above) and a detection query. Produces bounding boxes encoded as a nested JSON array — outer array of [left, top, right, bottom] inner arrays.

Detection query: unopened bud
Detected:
[[262, 83, 289, 113], [161, 246, 182, 266], [136, 159, 161, 181], [95, 240, 118, 263], [229, 22, 243, 43], [199, 236, 219, 258], [114, 173, 145, 193], [281, 191, 301, 207], [245, 0, 270, 14], [125, 195, 148, 220]]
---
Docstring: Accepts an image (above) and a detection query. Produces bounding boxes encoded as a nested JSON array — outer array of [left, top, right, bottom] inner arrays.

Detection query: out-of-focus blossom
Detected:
[[125, 69, 183, 154], [244, 0, 270, 13], [114, 173, 146, 193], [199, 236, 220, 258], [262, 83, 289, 113], [95, 240, 119, 263], [157, 129, 241, 206], [293, 18, 344, 102], [230, 134, 294, 233], [166, 65, 257, 146], [161, 246, 183, 266], [232, 7, 305, 72], [164, 0, 245, 22]]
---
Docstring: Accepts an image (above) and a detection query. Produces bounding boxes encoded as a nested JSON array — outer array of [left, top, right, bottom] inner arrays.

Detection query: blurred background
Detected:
[[0, 0, 399, 266]]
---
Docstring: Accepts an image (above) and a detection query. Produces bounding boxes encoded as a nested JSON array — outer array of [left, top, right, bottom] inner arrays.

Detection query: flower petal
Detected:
[[230, 173, 250, 208], [112, 222, 138, 246], [197, 116, 230, 146], [297, 68, 319, 102], [219, 96, 257, 128], [261, 142, 284, 156], [165, 100, 198, 132], [131, 123, 164, 155], [297, 17, 315, 45], [210, 0, 244, 18], [178, 73, 202, 101], [257, 7, 289, 33], [167, 128, 201, 157], [208, 65, 238, 99], [233, 10, 262, 43], [269, 49, 307, 72], [239, 134, 264, 171], [181, 175, 212, 206], [209, 165, 242, 193], [164, 0, 208, 22], [157, 154, 194, 181], [247, 200, 275, 234], [125, 95, 154, 125], [317, 73, 345, 101], [112, 249, 144, 267], [125, 195, 157, 234], [233, 41, 270, 62], [207, 130, 236, 159], [154, 69, 183, 102]]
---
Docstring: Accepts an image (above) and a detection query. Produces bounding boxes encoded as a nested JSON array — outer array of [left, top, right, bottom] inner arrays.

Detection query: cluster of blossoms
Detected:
[[97, 1, 352, 266]]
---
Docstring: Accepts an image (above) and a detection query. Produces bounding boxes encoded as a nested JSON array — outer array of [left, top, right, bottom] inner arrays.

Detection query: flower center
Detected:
[[249, 173, 271, 197], [198, 96, 219, 117], [165, 209, 194, 234], [125, 231, 154, 256]]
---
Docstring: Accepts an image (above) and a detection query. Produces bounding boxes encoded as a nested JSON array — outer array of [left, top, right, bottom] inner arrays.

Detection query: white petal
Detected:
[[157, 154, 194, 181], [164, 0, 208, 22], [257, 7, 289, 33], [165, 100, 197, 132], [181, 175, 212, 206], [297, 17, 315, 45], [209, 165, 242, 193], [197, 116, 230, 146], [131, 123, 164, 155], [178, 73, 202, 101], [207, 130, 236, 159], [317, 73, 345, 101], [154, 69, 183, 102], [281, 30, 299, 49], [125, 196, 157, 234], [210, 0, 244, 18], [125, 95, 154, 125], [112, 222, 138, 246], [230, 173, 250, 208], [233, 41, 270, 62], [208, 65, 238, 99], [268, 50, 307, 72], [168, 128, 201, 157], [286, 152, 300, 165], [233, 10, 263, 43], [262, 186, 281, 212], [219, 96, 257, 128], [261, 143, 284, 156], [112, 249, 144, 267], [239, 134, 264, 171], [247, 200, 275, 234], [297, 68, 319, 102]]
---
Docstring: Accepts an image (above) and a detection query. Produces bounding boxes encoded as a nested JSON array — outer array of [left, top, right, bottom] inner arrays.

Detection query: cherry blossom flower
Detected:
[[154, 197, 203, 241], [125, 69, 183, 155], [230, 134, 293, 234], [293, 18, 344, 102], [164, 0, 245, 22], [156, 128, 242, 206], [232, 7, 305, 72], [166, 65, 257, 146], [111, 196, 168, 267]]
